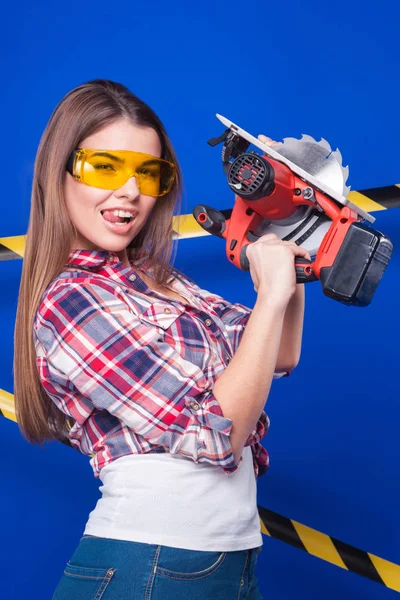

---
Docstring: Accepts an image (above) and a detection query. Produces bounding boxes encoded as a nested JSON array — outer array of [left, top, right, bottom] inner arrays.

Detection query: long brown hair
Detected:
[[13, 79, 183, 445]]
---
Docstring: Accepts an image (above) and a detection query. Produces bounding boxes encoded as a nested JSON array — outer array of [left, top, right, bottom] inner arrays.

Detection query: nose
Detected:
[[114, 175, 140, 200]]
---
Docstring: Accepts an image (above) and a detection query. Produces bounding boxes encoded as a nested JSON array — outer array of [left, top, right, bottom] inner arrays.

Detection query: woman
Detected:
[[13, 79, 309, 599]]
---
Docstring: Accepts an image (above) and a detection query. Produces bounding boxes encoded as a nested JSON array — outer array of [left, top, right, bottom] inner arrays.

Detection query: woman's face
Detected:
[[65, 119, 162, 265]]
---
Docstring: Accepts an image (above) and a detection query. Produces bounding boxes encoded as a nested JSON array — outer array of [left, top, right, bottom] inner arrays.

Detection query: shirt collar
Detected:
[[66, 249, 153, 270], [64, 248, 199, 307], [66, 249, 120, 268], [65, 248, 156, 288]]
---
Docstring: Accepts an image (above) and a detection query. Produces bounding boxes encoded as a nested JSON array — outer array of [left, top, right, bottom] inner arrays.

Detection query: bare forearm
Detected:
[[276, 284, 305, 372], [213, 295, 287, 463]]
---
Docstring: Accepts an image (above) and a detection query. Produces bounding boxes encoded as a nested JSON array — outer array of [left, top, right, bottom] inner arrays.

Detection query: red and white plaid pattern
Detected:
[[33, 249, 271, 478]]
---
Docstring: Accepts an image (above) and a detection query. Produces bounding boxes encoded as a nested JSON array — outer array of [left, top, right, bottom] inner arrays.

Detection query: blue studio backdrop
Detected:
[[2, 1, 400, 598]]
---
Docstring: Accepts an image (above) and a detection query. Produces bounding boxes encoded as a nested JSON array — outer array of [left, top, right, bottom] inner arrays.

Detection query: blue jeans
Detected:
[[52, 535, 263, 599]]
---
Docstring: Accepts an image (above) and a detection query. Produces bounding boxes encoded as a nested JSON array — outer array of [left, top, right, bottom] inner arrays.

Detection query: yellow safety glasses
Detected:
[[66, 148, 176, 197]]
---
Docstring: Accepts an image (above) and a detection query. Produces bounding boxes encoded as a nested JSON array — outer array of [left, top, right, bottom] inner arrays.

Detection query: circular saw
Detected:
[[193, 115, 393, 306]]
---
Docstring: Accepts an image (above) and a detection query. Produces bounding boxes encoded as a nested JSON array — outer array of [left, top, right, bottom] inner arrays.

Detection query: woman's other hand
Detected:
[[246, 233, 311, 307]]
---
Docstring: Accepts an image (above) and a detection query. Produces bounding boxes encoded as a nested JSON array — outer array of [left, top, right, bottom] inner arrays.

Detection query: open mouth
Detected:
[[100, 210, 135, 225]]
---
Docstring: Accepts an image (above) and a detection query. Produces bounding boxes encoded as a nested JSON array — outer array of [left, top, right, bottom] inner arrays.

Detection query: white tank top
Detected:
[[84, 446, 262, 552]]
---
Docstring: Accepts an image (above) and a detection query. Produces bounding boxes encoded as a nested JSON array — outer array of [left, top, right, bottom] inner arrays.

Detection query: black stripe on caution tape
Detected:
[[258, 506, 400, 591], [0, 242, 23, 261], [258, 504, 306, 551], [331, 537, 384, 585], [358, 185, 400, 209]]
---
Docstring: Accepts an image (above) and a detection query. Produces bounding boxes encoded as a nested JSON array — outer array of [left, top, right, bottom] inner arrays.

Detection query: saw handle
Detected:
[[295, 259, 318, 283], [240, 244, 318, 283], [193, 205, 227, 238], [193, 202, 318, 284]]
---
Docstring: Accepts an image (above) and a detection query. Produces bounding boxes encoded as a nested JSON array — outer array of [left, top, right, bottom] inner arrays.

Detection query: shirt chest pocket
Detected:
[[138, 302, 186, 331]]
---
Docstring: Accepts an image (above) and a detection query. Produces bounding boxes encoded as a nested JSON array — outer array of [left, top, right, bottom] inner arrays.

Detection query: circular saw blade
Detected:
[[274, 134, 350, 197]]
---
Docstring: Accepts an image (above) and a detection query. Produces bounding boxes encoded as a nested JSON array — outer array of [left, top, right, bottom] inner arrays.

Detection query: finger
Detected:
[[257, 238, 308, 254], [295, 250, 311, 261], [258, 237, 301, 248], [257, 233, 280, 242], [273, 241, 311, 260], [277, 240, 309, 255], [290, 245, 311, 260], [258, 134, 281, 147], [281, 240, 309, 252]]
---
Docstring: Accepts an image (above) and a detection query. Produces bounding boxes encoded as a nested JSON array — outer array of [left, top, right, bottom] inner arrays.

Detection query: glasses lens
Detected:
[[80, 150, 175, 196], [82, 151, 126, 189], [135, 159, 175, 196]]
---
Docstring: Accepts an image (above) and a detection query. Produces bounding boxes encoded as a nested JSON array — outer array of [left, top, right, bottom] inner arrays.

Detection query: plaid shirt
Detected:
[[33, 249, 273, 479]]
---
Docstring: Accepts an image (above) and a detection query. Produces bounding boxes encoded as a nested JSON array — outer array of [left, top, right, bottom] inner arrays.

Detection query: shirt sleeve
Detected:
[[193, 285, 288, 380], [34, 281, 238, 472]]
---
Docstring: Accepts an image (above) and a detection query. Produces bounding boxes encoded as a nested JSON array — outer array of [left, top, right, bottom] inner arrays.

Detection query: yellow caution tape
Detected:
[[1, 184, 400, 261]]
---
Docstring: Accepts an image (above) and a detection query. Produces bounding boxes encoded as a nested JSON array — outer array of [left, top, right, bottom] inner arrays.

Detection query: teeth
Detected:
[[318, 137, 332, 153], [331, 148, 343, 165], [341, 165, 349, 181], [112, 209, 134, 218], [300, 134, 317, 144]]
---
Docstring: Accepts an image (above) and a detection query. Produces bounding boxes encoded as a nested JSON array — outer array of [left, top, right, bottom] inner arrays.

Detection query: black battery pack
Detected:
[[319, 222, 393, 307]]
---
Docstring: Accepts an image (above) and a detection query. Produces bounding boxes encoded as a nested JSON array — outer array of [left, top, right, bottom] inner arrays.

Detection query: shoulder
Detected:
[[38, 272, 119, 305], [34, 272, 129, 333]]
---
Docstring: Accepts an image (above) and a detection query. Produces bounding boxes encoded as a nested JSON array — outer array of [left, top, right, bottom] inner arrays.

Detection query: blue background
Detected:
[[2, 0, 400, 598]]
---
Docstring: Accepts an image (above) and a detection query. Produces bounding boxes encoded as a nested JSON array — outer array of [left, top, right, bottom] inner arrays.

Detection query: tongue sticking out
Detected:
[[102, 210, 129, 224]]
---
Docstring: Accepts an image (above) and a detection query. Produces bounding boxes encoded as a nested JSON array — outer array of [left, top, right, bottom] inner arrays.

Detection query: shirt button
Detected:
[[191, 402, 200, 411], [204, 318, 212, 327], [164, 308, 172, 314]]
